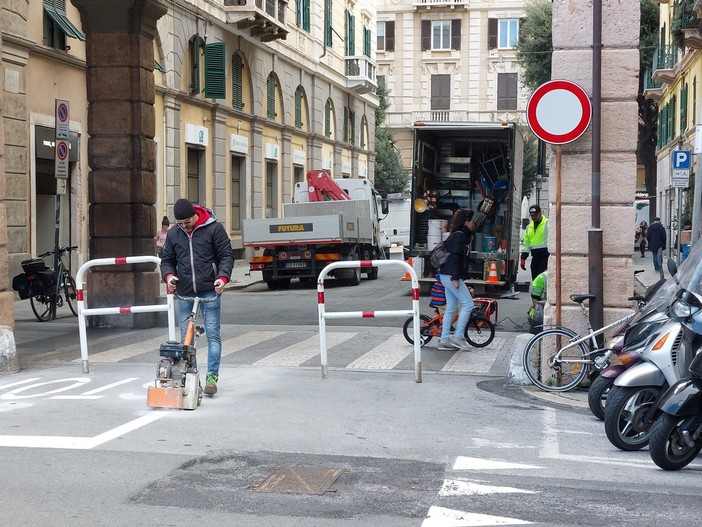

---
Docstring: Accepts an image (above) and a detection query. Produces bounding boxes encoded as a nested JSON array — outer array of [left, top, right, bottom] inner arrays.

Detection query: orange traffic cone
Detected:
[[402, 257, 413, 281], [486, 260, 499, 284]]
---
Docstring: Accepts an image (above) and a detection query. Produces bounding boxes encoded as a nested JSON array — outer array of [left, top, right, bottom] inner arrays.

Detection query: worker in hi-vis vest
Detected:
[[520, 204, 549, 280]]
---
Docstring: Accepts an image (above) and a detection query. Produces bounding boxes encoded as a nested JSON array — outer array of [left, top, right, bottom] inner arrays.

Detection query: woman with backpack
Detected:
[[436, 209, 476, 351]]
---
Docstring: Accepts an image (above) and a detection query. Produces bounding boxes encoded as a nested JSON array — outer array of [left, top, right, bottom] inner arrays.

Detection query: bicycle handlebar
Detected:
[[37, 246, 78, 258]]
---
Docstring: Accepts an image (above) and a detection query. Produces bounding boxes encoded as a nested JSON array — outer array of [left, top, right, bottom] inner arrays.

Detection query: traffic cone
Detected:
[[486, 260, 499, 284], [402, 257, 413, 281]]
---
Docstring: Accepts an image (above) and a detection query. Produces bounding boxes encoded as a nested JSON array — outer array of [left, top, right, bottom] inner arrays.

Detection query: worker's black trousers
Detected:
[[530, 248, 549, 281]]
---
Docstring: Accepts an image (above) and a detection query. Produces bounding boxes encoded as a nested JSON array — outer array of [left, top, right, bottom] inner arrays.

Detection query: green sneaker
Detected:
[[203, 374, 218, 396]]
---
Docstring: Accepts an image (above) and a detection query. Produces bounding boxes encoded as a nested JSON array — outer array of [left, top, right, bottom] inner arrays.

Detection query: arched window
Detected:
[[232, 52, 244, 111], [324, 98, 334, 138], [266, 73, 277, 121]]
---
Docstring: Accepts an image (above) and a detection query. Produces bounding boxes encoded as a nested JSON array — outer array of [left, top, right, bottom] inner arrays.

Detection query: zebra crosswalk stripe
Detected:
[[347, 334, 412, 369], [253, 332, 357, 366], [79, 336, 165, 363], [221, 331, 285, 357]]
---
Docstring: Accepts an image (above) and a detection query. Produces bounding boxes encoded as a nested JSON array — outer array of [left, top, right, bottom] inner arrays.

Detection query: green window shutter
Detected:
[[350, 15, 356, 55], [325, 100, 331, 138], [670, 96, 676, 140], [267, 74, 276, 120], [296, 0, 302, 27], [363, 27, 370, 57], [232, 53, 244, 110], [350, 111, 355, 145], [295, 87, 303, 128], [190, 35, 202, 94], [360, 117, 366, 148], [205, 42, 226, 99], [326, 0, 333, 46], [661, 104, 668, 144], [303, 0, 310, 31], [681, 84, 688, 132], [343, 107, 349, 142]]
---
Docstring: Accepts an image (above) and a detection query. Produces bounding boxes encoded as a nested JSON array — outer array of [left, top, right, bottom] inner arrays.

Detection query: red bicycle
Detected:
[[402, 306, 495, 348]]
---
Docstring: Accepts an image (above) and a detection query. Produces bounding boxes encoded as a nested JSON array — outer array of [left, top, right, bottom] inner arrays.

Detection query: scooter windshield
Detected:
[[672, 238, 702, 297]]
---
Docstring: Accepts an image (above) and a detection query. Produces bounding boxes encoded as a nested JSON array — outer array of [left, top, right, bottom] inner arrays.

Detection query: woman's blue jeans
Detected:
[[177, 290, 221, 377], [439, 274, 474, 341]]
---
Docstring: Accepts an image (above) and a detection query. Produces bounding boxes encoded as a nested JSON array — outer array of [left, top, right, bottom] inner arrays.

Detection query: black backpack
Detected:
[[429, 240, 450, 269]]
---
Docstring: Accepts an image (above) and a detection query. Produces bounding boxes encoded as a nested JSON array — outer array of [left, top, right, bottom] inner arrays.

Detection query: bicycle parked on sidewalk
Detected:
[[12, 246, 78, 322], [522, 292, 647, 393]]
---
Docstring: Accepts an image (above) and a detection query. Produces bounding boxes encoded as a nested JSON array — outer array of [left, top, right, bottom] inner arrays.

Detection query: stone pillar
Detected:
[[550, 1, 640, 332], [72, 0, 168, 328], [0, 20, 18, 373]]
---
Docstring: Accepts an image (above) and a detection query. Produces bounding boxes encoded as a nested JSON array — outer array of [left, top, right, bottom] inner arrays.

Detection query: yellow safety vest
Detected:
[[521, 216, 549, 253]]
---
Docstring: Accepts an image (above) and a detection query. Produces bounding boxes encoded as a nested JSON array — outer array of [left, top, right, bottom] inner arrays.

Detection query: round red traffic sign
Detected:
[[57, 102, 69, 123], [56, 140, 69, 160], [526, 80, 592, 145]]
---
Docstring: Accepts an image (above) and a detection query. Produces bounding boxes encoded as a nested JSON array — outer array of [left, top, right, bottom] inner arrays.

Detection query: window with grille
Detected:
[[267, 73, 277, 120], [231, 156, 243, 231], [232, 52, 244, 110], [187, 148, 203, 204], [497, 73, 518, 111]]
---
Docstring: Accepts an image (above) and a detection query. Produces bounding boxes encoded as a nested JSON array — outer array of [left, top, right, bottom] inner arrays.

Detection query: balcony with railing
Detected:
[[652, 45, 678, 84], [642, 69, 663, 101], [413, 0, 470, 8], [345, 55, 377, 94], [223, 0, 288, 42]]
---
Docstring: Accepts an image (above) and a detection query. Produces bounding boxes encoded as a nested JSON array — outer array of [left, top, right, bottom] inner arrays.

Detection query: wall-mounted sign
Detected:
[[185, 124, 208, 146], [230, 133, 248, 154], [293, 150, 306, 166], [265, 143, 280, 160]]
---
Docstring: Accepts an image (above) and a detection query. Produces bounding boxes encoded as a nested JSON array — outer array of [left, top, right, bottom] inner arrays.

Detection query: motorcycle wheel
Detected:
[[649, 413, 702, 471], [402, 314, 433, 346], [604, 385, 662, 451], [587, 374, 615, 421]]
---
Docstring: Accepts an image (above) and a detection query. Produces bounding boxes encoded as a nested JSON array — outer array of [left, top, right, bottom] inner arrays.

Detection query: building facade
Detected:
[[0, 0, 379, 331], [375, 0, 530, 162]]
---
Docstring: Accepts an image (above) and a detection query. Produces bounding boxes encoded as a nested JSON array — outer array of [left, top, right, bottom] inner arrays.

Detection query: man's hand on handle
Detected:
[[214, 278, 226, 295], [166, 275, 178, 294]]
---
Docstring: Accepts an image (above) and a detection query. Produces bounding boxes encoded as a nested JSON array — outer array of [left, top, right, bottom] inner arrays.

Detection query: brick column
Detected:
[[72, 0, 168, 328], [550, 1, 640, 331]]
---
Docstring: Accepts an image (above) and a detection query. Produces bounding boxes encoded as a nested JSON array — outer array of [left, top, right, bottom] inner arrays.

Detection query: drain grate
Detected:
[[251, 466, 343, 495]]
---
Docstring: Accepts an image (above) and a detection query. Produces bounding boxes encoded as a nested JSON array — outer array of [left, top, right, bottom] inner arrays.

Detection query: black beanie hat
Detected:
[[174, 199, 196, 220], [161, 215, 170, 226]]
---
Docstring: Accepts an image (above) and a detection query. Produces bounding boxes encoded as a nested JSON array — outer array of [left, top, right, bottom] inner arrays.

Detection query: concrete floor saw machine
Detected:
[[146, 297, 204, 410]]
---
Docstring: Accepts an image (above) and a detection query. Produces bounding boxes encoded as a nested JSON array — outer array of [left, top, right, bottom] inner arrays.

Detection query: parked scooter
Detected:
[[648, 254, 702, 470], [587, 309, 668, 420], [602, 254, 700, 451], [587, 271, 669, 420]]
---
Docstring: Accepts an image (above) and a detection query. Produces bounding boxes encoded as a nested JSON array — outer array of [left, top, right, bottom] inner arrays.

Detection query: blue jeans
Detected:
[[652, 247, 663, 272], [177, 290, 221, 377], [439, 274, 474, 341]]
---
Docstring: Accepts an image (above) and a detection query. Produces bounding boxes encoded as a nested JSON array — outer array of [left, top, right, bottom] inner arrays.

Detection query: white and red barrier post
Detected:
[[317, 260, 422, 382], [75, 256, 175, 374]]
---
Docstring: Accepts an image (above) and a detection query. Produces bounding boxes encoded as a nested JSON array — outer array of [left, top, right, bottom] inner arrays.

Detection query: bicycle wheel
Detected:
[[464, 315, 495, 347], [62, 272, 78, 316], [522, 327, 588, 392], [30, 294, 54, 322], [402, 314, 434, 346]]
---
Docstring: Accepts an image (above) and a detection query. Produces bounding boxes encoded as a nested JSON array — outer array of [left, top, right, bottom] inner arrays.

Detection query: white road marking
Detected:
[[439, 479, 538, 496], [0, 401, 34, 412], [468, 438, 538, 450], [221, 331, 285, 356], [0, 412, 167, 449], [81, 378, 140, 395], [0, 378, 41, 391], [0, 378, 91, 400], [346, 334, 410, 369], [422, 505, 532, 526], [253, 332, 356, 366], [442, 337, 507, 373], [50, 395, 103, 400], [453, 456, 543, 470]]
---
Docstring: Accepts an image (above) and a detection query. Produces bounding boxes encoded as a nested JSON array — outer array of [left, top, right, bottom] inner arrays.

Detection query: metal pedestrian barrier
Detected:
[[75, 256, 176, 374], [317, 260, 422, 382]]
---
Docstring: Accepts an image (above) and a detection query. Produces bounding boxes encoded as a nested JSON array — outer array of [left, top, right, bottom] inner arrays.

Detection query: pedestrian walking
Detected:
[[436, 209, 475, 352], [155, 215, 171, 258], [520, 204, 550, 280], [646, 217, 666, 280], [635, 220, 647, 257], [160, 199, 234, 396]]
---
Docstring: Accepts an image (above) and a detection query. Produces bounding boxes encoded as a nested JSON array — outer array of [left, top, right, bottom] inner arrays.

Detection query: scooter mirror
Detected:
[[667, 257, 678, 283]]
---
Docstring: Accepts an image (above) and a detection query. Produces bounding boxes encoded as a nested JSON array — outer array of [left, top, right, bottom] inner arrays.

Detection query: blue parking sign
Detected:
[[673, 150, 691, 169]]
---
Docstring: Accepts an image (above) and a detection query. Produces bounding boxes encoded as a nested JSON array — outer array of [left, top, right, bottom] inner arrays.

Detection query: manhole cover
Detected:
[[251, 466, 343, 495]]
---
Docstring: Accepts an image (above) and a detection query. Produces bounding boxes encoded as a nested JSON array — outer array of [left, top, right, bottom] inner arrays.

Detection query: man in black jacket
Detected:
[[646, 217, 666, 279], [161, 199, 234, 396]]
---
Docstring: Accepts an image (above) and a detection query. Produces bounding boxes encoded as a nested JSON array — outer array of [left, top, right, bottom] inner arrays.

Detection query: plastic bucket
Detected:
[[427, 234, 442, 250], [483, 236, 497, 252], [682, 244, 691, 262], [428, 219, 447, 237]]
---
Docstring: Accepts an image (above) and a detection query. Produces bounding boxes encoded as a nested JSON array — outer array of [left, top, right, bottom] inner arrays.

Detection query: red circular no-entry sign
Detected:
[[526, 80, 592, 145]]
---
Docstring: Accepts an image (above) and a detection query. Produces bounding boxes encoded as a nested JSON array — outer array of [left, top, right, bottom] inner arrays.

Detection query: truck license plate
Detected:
[[285, 262, 307, 269]]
